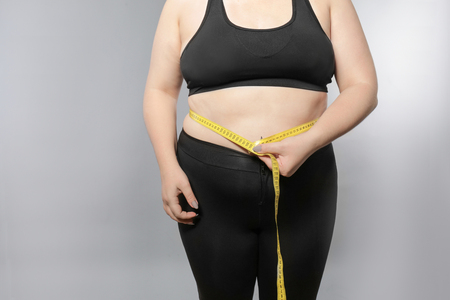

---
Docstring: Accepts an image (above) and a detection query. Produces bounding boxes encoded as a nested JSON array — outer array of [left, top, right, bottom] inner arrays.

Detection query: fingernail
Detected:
[[253, 145, 261, 152], [187, 222, 195, 226], [191, 201, 198, 209]]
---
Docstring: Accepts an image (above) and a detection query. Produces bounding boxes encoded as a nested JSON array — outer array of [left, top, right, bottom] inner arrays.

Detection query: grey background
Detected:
[[1, 0, 449, 299]]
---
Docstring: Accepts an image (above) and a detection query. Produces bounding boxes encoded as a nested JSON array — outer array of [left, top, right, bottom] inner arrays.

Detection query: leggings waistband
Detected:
[[177, 129, 263, 173]]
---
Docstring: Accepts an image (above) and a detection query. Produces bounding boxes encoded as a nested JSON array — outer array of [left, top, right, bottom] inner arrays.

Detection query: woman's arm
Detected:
[[143, 0, 198, 224], [256, 0, 378, 176]]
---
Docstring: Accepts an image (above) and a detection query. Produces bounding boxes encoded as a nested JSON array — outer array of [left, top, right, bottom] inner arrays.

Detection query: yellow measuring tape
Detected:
[[189, 109, 317, 300]]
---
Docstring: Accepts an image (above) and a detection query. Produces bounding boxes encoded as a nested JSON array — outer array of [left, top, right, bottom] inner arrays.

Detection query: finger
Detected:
[[167, 201, 197, 224], [163, 205, 180, 223], [253, 141, 283, 155], [179, 181, 199, 210]]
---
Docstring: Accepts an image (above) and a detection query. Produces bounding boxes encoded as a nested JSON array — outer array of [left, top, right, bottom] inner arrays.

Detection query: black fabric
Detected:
[[180, 0, 335, 96], [176, 129, 338, 300]]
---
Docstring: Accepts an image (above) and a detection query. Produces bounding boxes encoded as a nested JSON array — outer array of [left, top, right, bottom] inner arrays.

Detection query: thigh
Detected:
[[176, 130, 262, 300], [258, 143, 338, 300]]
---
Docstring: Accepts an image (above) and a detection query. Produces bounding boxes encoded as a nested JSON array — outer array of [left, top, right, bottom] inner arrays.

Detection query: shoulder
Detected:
[[159, 0, 183, 18], [308, 0, 359, 17], [161, 0, 206, 17], [328, 0, 354, 7], [156, 0, 203, 32], [160, 0, 208, 27], [157, 0, 192, 22], [327, 0, 358, 16]]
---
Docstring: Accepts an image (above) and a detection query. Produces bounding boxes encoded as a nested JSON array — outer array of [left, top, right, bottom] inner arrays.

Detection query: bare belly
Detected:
[[183, 86, 328, 154]]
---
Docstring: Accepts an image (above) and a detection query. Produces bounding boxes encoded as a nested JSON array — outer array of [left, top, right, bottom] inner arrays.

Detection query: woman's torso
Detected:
[[178, 0, 332, 153]]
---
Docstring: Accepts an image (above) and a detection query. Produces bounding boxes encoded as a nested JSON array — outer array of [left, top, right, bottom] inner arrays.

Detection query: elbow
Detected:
[[357, 80, 378, 113], [338, 75, 378, 113], [369, 94, 378, 113], [368, 82, 378, 113]]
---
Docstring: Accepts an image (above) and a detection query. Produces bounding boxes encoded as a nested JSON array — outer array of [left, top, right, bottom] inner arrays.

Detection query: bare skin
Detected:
[[143, 0, 378, 224]]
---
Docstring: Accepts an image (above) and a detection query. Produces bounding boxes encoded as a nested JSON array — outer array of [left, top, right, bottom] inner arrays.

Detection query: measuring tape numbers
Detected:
[[189, 109, 317, 300]]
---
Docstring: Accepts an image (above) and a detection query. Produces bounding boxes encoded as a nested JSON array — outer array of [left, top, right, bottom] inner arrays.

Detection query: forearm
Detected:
[[143, 88, 180, 175], [307, 82, 378, 150]]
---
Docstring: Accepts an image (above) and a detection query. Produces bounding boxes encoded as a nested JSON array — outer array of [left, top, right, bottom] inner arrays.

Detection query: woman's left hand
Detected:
[[254, 132, 319, 177]]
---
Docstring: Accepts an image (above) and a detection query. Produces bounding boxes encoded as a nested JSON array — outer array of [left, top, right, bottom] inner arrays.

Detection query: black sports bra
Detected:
[[180, 0, 335, 96]]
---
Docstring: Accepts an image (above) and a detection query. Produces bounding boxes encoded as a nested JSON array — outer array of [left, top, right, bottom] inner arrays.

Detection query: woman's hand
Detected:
[[160, 166, 199, 225], [254, 132, 319, 177]]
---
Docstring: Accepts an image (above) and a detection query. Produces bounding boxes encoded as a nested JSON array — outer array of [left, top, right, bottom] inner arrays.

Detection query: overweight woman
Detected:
[[143, 0, 377, 299]]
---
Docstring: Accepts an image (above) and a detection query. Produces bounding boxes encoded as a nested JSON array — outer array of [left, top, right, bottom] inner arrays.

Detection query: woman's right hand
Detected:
[[161, 166, 199, 225]]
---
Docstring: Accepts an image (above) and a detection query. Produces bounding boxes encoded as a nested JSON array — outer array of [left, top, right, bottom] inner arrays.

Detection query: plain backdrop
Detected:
[[1, 0, 449, 299]]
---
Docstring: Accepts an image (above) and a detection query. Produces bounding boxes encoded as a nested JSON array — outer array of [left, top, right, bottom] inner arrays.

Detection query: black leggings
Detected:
[[176, 129, 338, 300]]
